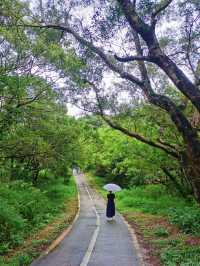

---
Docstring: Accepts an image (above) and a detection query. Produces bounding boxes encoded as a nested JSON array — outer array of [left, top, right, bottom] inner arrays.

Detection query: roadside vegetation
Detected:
[[0, 177, 78, 266], [0, 79, 80, 265]]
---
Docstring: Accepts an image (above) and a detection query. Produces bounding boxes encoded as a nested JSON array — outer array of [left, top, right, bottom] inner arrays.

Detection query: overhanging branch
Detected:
[[157, 138, 178, 152], [114, 54, 153, 63], [12, 23, 143, 87], [11, 21, 199, 156], [152, 0, 174, 19], [86, 80, 179, 159], [101, 115, 179, 158]]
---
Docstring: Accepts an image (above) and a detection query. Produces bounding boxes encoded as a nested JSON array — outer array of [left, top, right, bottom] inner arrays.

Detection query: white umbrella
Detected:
[[103, 183, 122, 192]]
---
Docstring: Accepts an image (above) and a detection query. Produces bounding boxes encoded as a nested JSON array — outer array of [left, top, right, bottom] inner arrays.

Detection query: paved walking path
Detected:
[[30, 173, 141, 266]]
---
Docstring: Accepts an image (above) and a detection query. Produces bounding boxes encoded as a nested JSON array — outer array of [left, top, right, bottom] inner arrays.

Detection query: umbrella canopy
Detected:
[[103, 183, 122, 192]]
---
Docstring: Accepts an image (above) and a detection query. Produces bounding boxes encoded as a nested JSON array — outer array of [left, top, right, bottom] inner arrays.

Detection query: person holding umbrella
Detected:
[[106, 191, 115, 220], [103, 184, 121, 221]]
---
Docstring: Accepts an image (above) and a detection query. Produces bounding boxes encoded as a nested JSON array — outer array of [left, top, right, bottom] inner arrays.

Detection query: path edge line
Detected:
[[119, 213, 146, 266], [44, 179, 81, 255], [44, 191, 80, 255]]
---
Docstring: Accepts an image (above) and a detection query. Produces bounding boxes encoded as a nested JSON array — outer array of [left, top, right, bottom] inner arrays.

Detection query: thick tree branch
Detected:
[[149, 93, 199, 151], [15, 23, 143, 87], [162, 167, 186, 197], [117, 0, 200, 112], [152, 0, 174, 19], [157, 138, 178, 151], [131, 30, 152, 87], [87, 80, 179, 158], [114, 54, 153, 63], [121, 30, 200, 156], [101, 115, 179, 158]]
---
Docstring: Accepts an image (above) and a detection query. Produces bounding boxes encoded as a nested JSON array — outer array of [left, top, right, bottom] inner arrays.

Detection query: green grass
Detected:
[[0, 175, 77, 265], [116, 185, 191, 215], [161, 244, 200, 266], [153, 227, 169, 237]]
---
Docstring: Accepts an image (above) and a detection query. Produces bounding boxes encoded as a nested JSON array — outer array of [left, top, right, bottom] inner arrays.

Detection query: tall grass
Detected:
[[116, 185, 191, 215]]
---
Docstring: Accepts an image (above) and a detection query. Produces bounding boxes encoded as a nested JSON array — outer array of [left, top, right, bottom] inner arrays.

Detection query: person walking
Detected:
[[106, 191, 115, 220]]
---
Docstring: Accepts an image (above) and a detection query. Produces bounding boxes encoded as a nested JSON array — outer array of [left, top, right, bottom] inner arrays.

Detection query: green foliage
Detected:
[[18, 254, 32, 266], [116, 185, 188, 215], [119, 187, 200, 236], [168, 207, 200, 236], [0, 176, 77, 254], [0, 83, 81, 183], [32, 35, 85, 82], [0, 200, 25, 251], [161, 245, 200, 266], [80, 105, 192, 198], [0, 4, 82, 260], [153, 227, 169, 237], [80, 113, 183, 191]]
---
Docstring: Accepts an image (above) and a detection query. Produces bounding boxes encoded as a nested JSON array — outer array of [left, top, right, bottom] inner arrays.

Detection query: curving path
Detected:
[[30, 173, 141, 266]]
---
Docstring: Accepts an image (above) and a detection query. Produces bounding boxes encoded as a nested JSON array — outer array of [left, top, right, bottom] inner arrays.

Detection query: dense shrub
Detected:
[[0, 201, 25, 250], [0, 177, 76, 254]]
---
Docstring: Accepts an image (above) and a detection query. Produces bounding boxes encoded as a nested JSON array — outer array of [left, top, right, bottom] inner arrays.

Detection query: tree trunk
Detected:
[[162, 167, 186, 197], [182, 152, 200, 203]]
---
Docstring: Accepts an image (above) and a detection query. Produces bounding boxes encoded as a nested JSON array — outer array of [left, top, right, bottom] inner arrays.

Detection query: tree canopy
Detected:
[[1, 0, 200, 202]]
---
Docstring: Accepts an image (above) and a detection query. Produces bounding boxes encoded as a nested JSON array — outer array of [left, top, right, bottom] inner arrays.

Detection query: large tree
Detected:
[[3, 0, 200, 201]]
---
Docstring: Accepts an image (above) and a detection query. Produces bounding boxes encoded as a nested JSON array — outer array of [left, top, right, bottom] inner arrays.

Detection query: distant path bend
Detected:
[[30, 173, 141, 266]]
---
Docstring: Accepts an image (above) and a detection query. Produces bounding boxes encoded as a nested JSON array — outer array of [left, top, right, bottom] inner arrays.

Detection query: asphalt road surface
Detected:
[[30, 173, 141, 266]]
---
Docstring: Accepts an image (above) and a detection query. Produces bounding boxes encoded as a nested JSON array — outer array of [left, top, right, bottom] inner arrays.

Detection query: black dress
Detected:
[[106, 193, 115, 218]]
